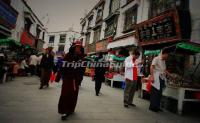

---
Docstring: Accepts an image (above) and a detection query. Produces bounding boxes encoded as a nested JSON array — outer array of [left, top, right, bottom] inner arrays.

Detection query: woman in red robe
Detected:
[[55, 41, 85, 120]]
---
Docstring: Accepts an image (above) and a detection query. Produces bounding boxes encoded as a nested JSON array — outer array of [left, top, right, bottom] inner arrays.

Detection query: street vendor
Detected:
[[149, 49, 170, 112]]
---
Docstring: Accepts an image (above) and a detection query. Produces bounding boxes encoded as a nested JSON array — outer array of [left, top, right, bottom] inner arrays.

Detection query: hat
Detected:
[[72, 40, 82, 47]]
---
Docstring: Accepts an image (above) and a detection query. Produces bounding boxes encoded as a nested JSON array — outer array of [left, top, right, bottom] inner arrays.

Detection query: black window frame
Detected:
[[49, 35, 55, 43], [59, 34, 66, 43], [123, 5, 138, 33]]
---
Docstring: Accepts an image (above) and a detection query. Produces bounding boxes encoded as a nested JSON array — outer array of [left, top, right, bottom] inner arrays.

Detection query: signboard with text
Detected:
[[136, 9, 183, 46]]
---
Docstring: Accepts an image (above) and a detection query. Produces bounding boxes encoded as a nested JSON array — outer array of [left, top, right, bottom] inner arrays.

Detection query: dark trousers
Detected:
[[149, 78, 165, 110], [95, 78, 102, 95], [29, 65, 36, 75], [124, 79, 137, 105]]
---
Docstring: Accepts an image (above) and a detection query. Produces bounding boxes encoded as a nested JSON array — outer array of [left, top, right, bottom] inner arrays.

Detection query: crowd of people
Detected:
[[1, 40, 172, 120]]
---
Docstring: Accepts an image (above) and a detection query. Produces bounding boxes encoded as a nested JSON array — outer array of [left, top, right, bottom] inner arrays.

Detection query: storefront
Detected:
[[136, 9, 200, 114]]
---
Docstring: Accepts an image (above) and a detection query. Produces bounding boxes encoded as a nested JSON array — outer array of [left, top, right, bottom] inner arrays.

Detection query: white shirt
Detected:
[[37, 55, 43, 65], [29, 55, 38, 66], [124, 56, 137, 81], [151, 55, 166, 90], [20, 60, 28, 69]]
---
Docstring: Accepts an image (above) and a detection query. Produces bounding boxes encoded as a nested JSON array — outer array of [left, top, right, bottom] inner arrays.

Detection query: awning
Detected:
[[144, 50, 161, 56], [0, 38, 21, 46], [111, 55, 126, 61], [176, 43, 200, 53], [107, 36, 137, 49]]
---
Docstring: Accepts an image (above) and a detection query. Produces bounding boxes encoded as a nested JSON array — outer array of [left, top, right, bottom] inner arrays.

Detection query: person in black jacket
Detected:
[[39, 47, 55, 89], [94, 53, 106, 96]]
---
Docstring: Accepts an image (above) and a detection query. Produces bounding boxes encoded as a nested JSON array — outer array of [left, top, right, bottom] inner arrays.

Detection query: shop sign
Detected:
[[0, 1, 18, 29], [21, 31, 35, 47], [136, 9, 182, 46]]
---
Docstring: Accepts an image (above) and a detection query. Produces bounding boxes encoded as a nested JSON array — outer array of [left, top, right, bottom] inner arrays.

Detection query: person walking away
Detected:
[[0, 53, 6, 83], [149, 49, 170, 112], [20, 58, 29, 76], [55, 41, 85, 120], [37, 54, 43, 77], [136, 59, 144, 98], [29, 53, 38, 75], [13, 61, 19, 78], [39, 47, 55, 89], [124, 49, 140, 108], [94, 53, 106, 96]]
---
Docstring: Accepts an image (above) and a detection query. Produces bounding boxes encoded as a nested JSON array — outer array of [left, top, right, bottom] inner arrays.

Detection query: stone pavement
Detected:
[[0, 76, 199, 123]]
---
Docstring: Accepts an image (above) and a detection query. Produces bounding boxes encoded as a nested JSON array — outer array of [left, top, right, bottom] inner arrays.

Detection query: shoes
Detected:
[[158, 108, 163, 112], [149, 108, 158, 113], [129, 103, 136, 107], [61, 113, 73, 120], [96, 93, 99, 96], [61, 114, 67, 120], [124, 104, 129, 108], [39, 86, 43, 89]]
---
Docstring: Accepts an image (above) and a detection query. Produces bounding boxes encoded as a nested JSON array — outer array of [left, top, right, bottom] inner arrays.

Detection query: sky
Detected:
[[27, 0, 99, 32]]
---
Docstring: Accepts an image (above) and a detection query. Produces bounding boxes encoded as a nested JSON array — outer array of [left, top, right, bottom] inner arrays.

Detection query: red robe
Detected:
[[56, 53, 85, 114]]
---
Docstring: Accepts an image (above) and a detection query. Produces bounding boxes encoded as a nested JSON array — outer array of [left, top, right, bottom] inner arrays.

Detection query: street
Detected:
[[0, 76, 199, 123]]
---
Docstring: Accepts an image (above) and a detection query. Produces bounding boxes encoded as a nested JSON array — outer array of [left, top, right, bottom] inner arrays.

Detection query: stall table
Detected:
[[105, 74, 125, 87], [141, 82, 200, 115]]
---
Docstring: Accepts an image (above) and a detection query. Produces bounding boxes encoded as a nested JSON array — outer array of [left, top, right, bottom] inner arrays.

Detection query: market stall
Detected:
[[104, 53, 127, 88], [141, 42, 200, 115]]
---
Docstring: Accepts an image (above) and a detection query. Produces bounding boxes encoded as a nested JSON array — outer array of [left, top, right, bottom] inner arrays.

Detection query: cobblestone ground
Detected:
[[0, 76, 199, 123]]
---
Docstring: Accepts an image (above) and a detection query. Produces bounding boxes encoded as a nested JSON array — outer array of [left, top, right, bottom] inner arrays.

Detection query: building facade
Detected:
[[80, 0, 150, 54], [44, 30, 81, 54], [10, 0, 46, 52], [0, 0, 18, 38]]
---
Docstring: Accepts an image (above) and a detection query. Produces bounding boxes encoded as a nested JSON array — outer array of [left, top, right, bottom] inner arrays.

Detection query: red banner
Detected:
[[21, 31, 35, 47]]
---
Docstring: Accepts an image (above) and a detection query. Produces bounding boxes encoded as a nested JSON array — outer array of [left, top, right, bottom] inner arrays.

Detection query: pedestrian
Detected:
[[94, 52, 106, 96], [55, 40, 85, 120], [36, 54, 43, 77], [29, 53, 38, 75], [124, 49, 140, 108], [136, 59, 144, 98], [39, 47, 55, 89], [19, 58, 29, 76], [13, 61, 19, 78], [0, 53, 6, 83], [149, 49, 170, 112]]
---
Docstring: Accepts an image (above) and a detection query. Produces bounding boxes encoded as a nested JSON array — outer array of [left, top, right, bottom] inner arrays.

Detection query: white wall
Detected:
[[190, 0, 200, 44], [11, 0, 45, 42], [45, 31, 81, 53]]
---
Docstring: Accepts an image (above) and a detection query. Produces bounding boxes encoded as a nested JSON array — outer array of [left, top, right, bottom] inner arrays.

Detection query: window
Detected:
[[58, 45, 65, 52], [151, 0, 177, 17], [88, 16, 93, 28], [24, 19, 32, 33], [59, 34, 66, 43], [86, 33, 91, 44], [123, 6, 138, 32], [49, 35, 55, 43], [110, 0, 120, 14], [105, 17, 118, 37], [96, 8, 103, 22], [93, 27, 101, 42]]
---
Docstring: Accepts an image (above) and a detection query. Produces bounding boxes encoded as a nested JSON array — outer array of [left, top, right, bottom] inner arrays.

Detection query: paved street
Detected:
[[0, 76, 199, 123]]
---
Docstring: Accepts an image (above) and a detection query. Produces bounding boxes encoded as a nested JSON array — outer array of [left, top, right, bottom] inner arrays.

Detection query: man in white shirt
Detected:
[[29, 54, 38, 75], [124, 49, 140, 108], [149, 49, 169, 112]]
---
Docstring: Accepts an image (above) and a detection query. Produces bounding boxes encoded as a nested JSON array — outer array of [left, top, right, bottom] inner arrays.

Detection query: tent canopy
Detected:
[[144, 50, 161, 56], [176, 43, 200, 53], [0, 38, 21, 46]]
